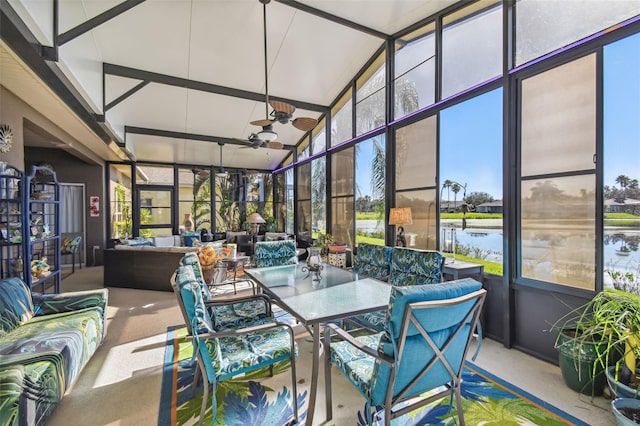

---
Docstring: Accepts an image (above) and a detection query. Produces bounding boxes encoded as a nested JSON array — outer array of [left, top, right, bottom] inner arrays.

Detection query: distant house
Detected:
[[605, 198, 640, 213], [476, 200, 503, 214]]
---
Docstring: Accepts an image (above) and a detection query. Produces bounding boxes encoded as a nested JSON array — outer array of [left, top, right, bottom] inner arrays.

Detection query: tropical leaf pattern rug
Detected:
[[159, 326, 588, 426]]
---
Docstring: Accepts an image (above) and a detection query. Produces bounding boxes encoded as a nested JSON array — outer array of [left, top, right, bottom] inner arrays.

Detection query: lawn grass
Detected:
[[443, 253, 503, 276]]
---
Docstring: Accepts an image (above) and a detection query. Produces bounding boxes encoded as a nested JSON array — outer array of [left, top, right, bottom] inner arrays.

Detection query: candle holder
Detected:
[[303, 247, 323, 281]]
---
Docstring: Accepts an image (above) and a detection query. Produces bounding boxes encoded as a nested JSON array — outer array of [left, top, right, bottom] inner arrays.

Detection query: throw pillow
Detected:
[[182, 230, 201, 247]]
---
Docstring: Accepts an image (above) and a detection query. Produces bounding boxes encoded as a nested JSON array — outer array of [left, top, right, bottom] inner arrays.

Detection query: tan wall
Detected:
[[0, 86, 26, 169]]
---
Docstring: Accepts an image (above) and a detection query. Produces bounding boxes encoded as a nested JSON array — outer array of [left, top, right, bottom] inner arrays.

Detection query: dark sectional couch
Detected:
[[103, 246, 198, 292]]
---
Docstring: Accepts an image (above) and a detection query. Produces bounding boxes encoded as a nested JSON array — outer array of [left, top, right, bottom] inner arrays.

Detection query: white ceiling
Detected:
[[2, 0, 460, 170]]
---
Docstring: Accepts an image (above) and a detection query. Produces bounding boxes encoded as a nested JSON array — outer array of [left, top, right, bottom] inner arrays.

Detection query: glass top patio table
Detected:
[[244, 263, 392, 326]]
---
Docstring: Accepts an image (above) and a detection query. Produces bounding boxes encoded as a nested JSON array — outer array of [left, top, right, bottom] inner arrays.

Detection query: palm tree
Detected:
[[451, 183, 461, 210], [616, 175, 631, 194]]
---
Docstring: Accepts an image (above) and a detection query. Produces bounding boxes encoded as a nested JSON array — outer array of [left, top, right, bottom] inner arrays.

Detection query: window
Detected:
[[519, 55, 597, 289], [603, 32, 640, 292], [515, 0, 640, 66], [311, 118, 327, 155], [355, 136, 385, 245], [442, 1, 502, 99], [332, 89, 353, 146], [394, 23, 436, 119], [395, 116, 438, 249], [297, 163, 312, 240], [178, 167, 211, 232], [331, 147, 355, 246], [440, 89, 503, 271], [356, 53, 386, 136], [311, 158, 326, 236], [109, 164, 132, 239]]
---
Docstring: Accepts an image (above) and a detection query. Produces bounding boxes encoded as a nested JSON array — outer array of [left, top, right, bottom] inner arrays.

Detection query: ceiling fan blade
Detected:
[[292, 117, 318, 132], [269, 100, 295, 115], [250, 119, 273, 127], [265, 141, 284, 150]]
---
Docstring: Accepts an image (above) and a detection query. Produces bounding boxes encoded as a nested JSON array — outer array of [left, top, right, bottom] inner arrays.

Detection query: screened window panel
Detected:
[[311, 158, 327, 234], [356, 88, 385, 135], [521, 54, 597, 176], [297, 163, 311, 200], [331, 147, 355, 197], [285, 169, 294, 234], [311, 118, 327, 154], [395, 115, 437, 191], [396, 189, 438, 250], [332, 90, 353, 146], [136, 165, 174, 185], [515, 0, 640, 66], [332, 196, 355, 247], [442, 2, 502, 99], [521, 175, 596, 290], [297, 200, 312, 238], [395, 63, 434, 119]]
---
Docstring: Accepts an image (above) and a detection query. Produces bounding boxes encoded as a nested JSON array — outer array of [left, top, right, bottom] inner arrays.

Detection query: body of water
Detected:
[[355, 219, 639, 275]]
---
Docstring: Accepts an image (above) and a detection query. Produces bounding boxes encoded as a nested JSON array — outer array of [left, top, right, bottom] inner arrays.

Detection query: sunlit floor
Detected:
[[46, 265, 614, 425]]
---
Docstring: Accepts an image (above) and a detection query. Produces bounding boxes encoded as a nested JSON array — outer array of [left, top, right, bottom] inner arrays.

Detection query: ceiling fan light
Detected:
[[257, 128, 278, 142]]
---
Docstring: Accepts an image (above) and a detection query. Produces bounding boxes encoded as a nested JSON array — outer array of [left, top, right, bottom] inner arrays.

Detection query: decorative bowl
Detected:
[[328, 244, 348, 253]]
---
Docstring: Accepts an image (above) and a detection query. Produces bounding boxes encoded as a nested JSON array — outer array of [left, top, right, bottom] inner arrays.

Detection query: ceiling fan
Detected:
[[238, 0, 318, 150]]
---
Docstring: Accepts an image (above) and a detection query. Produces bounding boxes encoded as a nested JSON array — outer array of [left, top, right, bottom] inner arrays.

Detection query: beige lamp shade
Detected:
[[247, 212, 266, 224], [388, 207, 413, 226]]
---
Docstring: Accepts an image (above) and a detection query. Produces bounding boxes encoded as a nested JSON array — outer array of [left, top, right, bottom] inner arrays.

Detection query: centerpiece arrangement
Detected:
[[197, 245, 232, 284]]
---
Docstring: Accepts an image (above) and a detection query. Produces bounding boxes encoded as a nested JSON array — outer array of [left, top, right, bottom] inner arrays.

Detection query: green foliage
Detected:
[[443, 253, 503, 276], [551, 289, 640, 383]]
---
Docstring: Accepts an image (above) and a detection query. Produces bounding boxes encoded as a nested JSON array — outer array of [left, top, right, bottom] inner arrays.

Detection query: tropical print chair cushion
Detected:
[[353, 243, 392, 281], [389, 247, 444, 286], [253, 240, 298, 268], [174, 264, 295, 383], [61, 235, 81, 254], [0, 277, 108, 426], [180, 253, 269, 330], [328, 332, 382, 399]]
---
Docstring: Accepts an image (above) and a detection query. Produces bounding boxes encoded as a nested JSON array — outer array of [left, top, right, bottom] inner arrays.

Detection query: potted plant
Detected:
[[551, 289, 633, 396]]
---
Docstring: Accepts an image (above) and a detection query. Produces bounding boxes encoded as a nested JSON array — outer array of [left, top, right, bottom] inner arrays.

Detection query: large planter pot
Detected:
[[606, 366, 640, 399], [612, 398, 640, 425], [556, 330, 609, 396]]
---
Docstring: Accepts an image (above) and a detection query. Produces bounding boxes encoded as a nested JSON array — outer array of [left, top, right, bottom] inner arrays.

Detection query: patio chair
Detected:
[[389, 247, 444, 286], [355, 247, 445, 331], [324, 278, 486, 425], [172, 265, 299, 426], [253, 240, 298, 268], [61, 235, 82, 273], [180, 252, 271, 330], [352, 242, 393, 281]]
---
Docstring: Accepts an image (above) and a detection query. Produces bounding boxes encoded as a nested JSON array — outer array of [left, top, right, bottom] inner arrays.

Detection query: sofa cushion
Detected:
[[153, 235, 176, 247], [0, 307, 104, 389], [0, 277, 35, 337]]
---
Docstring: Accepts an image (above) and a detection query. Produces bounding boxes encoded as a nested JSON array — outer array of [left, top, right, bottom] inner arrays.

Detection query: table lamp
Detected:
[[246, 212, 266, 235], [389, 207, 413, 247]]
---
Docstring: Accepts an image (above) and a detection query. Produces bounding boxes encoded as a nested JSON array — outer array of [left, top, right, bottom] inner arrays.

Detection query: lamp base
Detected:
[[395, 226, 407, 247]]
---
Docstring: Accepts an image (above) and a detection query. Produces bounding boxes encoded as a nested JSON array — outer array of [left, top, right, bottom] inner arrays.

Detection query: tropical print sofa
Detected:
[[0, 277, 108, 425]]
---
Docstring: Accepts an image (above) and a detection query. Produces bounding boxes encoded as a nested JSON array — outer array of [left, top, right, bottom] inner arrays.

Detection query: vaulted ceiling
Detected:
[[1, 0, 461, 171]]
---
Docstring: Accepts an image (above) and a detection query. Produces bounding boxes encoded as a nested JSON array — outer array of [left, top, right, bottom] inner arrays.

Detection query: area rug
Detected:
[[159, 325, 589, 426]]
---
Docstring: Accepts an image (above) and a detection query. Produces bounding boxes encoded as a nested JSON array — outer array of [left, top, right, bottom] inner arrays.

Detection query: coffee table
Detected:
[[245, 263, 391, 425]]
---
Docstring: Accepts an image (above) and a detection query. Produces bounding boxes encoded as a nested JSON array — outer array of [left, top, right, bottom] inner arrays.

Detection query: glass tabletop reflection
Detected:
[[245, 263, 391, 325]]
